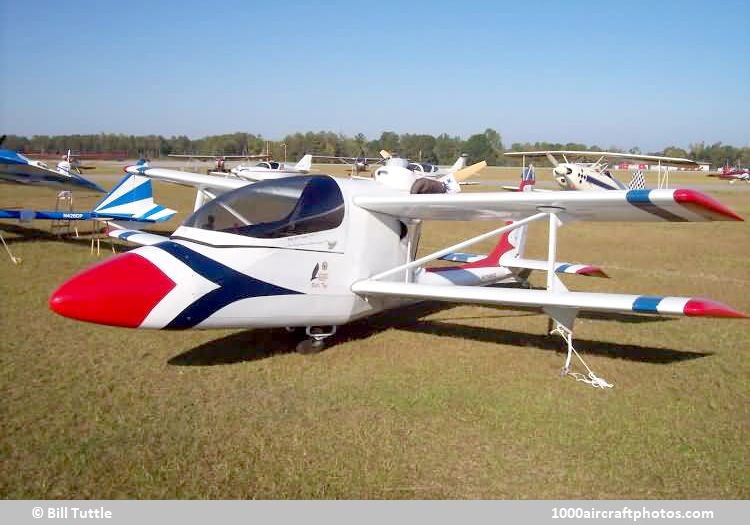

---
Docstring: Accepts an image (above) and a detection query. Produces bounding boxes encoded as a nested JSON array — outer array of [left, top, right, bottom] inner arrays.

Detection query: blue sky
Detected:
[[1, 0, 748, 150]]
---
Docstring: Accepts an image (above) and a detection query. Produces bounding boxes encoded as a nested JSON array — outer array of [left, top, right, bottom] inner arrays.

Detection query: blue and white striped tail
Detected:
[[93, 174, 176, 222]]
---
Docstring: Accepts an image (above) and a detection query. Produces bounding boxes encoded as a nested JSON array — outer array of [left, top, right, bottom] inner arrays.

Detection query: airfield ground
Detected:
[[0, 164, 748, 499]]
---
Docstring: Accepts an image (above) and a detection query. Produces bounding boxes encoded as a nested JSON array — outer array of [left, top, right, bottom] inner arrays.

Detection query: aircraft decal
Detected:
[[310, 261, 329, 289], [153, 241, 303, 329]]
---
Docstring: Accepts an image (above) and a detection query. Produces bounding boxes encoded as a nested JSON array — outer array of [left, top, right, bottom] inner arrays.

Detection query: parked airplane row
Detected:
[[46, 152, 747, 388], [1, 142, 745, 388]]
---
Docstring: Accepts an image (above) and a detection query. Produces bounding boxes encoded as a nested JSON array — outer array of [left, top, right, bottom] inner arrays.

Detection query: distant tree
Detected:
[[378, 131, 400, 154], [464, 133, 499, 165], [663, 146, 688, 159]]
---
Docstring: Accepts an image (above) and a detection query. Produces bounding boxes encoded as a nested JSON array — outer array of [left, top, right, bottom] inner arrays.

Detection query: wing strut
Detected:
[[545, 210, 612, 387], [369, 212, 548, 282]]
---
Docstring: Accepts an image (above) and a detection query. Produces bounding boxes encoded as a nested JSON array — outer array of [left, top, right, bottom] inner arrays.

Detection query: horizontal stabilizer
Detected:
[[503, 258, 608, 278], [108, 228, 170, 246], [438, 253, 607, 277], [351, 281, 747, 319]]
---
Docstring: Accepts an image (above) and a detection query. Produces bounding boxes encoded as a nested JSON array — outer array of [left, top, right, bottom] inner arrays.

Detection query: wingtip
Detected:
[[683, 298, 748, 318], [576, 266, 609, 278], [674, 189, 744, 221]]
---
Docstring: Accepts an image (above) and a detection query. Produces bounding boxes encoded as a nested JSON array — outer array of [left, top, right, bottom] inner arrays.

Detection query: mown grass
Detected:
[[0, 163, 748, 499]]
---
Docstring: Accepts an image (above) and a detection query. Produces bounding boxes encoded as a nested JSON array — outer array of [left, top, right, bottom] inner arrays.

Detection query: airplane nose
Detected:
[[49, 252, 175, 328]]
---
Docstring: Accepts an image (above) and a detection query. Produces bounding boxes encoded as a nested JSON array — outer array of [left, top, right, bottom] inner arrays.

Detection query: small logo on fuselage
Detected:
[[311, 261, 329, 289]]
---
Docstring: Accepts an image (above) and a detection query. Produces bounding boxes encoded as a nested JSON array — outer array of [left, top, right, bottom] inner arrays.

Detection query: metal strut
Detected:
[[550, 322, 613, 389]]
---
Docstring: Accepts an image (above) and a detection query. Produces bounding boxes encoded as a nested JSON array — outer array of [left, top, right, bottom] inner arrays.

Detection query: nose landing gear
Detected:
[[292, 326, 337, 354]]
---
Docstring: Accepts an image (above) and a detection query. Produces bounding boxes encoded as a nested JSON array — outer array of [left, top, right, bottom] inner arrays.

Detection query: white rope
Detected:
[[551, 324, 613, 389], [0, 233, 21, 264], [566, 346, 613, 389]]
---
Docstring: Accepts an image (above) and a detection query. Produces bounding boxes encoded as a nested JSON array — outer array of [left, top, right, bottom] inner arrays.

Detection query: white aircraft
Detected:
[[373, 151, 483, 193], [505, 151, 700, 191], [50, 167, 745, 388], [168, 153, 271, 174], [223, 154, 314, 180], [407, 154, 467, 176], [311, 153, 383, 175]]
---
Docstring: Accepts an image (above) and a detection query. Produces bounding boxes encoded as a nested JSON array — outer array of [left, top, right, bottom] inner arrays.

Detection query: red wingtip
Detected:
[[576, 265, 609, 278], [674, 189, 744, 221], [683, 298, 748, 319]]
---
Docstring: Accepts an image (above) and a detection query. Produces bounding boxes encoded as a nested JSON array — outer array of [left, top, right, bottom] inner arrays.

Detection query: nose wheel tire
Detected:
[[294, 326, 337, 354], [296, 338, 325, 354]]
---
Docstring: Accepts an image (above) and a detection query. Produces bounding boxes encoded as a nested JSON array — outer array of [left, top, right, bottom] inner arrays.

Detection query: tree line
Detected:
[[3, 130, 748, 168]]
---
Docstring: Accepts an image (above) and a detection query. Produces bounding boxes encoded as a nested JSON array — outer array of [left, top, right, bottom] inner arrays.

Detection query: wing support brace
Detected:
[[544, 213, 612, 388], [363, 210, 612, 387]]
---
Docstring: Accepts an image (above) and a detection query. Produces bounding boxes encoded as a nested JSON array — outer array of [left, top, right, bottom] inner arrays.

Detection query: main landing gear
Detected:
[[288, 326, 337, 354]]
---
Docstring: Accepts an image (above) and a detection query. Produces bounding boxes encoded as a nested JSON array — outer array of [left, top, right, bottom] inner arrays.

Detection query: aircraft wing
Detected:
[[125, 165, 248, 194], [0, 149, 106, 193], [505, 150, 699, 167], [168, 154, 268, 160], [353, 189, 742, 222], [313, 155, 382, 163], [351, 281, 746, 319]]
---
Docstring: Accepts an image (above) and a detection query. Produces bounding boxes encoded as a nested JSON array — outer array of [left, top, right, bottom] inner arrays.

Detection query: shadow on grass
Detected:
[[0, 222, 164, 251], [168, 328, 301, 366], [0, 223, 97, 247], [170, 301, 706, 366]]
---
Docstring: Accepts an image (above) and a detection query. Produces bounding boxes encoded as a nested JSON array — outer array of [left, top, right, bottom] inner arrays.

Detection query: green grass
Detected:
[[0, 163, 748, 499]]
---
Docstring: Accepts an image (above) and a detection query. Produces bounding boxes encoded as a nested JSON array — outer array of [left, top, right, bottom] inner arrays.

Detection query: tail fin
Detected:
[[520, 165, 535, 191], [455, 221, 528, 269], [294, 154, 312, 171], [93, 174, 176, 222], [627, 169, 646, 190], [450, 154, 467, 172]]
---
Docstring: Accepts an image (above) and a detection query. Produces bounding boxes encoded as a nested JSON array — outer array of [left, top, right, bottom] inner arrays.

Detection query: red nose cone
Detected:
[[49, 253, 176, 327]]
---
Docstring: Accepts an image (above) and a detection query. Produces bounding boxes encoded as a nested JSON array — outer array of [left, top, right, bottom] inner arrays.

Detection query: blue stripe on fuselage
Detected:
[[585, 175, 620, 190], [155, 241, 302, 329]]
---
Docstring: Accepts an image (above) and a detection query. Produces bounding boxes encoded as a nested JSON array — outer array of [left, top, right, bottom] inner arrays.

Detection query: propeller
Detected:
[[554, 165, 573, 177], [0, 135, 6, 148], [451, 161, 487, 182]]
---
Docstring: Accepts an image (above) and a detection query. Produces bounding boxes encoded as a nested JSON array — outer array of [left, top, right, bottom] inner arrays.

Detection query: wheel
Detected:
[[296, 338, 324, 355]]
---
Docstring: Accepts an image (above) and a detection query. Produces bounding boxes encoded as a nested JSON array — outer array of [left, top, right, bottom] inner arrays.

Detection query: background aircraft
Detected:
[[0, 173, 176, 229], [504, 150, 700, 191], [220, 154, 314, 180], [713, 162, 750, 182], [312, 153, 383, 175], [168, 152, 271, 174], [372, 150, 484, 193], [0, 136, 105, 194], [0, 172, 175, 264], [51, 171, 745, 388]]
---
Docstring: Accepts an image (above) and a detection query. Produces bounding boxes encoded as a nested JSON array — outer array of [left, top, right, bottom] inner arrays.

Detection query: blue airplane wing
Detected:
[[0, 149, 106, 193]]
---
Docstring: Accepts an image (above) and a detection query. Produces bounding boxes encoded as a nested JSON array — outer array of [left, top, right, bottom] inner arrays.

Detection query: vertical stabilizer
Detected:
[[294, 154, 312, 172]]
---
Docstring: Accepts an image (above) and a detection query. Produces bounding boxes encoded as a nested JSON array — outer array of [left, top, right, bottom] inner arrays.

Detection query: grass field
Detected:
[[1, 163, 748, 499]]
